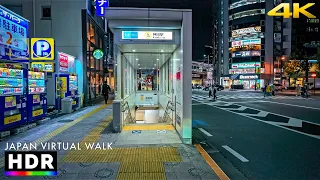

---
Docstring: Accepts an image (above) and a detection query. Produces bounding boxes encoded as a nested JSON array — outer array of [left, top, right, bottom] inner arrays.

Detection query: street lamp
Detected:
[[311, 73, 316, 95]]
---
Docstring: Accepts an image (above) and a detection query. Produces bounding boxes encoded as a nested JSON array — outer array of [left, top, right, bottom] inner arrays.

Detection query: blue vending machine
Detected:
[[27, 69, 47, 122], [0, 63, 27, 131], [69, 74, 79, 110], [55, 73, 79, 110]]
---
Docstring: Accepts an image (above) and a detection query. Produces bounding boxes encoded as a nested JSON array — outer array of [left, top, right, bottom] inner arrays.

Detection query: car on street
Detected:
[[273, 84, 286, 91]]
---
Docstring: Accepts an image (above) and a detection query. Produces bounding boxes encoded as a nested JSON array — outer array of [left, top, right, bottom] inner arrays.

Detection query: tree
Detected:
[[314, 47, 320, 77], [290, 49, 311, 83], [283, 60, 303, 86]]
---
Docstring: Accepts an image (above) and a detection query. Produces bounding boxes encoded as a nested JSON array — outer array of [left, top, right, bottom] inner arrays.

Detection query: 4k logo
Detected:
[[268, 3, 316, 18]]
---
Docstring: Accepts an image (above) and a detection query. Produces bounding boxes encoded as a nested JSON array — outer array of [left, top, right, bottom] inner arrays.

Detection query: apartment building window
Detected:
[[41, 6, 51, 19]]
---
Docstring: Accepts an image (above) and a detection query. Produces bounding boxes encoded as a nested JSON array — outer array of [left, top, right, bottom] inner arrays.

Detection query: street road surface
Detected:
[[192, 90, 320, 180]]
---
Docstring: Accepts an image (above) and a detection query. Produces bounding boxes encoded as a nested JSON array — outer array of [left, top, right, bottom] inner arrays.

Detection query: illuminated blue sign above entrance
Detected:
[[123, 31, 138, 39], [122, 31, 173, 40]]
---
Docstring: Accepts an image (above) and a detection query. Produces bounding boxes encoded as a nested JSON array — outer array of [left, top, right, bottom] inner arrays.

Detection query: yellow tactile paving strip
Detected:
[[0, 104, 108, 168], [61, 115, 181, 180], [122, 124, 175, 131]]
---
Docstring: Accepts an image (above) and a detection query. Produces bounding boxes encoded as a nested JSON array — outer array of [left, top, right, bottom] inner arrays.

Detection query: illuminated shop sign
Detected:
[[122, 31, 173, 40], [232, 62, 261, 69], [31, 62, 54, 72], [230, 9, 265, 21], [232, 39, 261, 47], [229, 0, 265, 10], [232, 26, 261, 37], [239, 75, 259, 79], [229, 68, 257, 74], [230, 32, 264, 41], [232, 51, 261, 57], [0, 5, 29, 61], [58, 52, 75, 73]]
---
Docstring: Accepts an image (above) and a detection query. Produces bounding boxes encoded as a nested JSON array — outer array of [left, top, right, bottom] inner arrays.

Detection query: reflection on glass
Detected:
[[137, 69, 157, 91]]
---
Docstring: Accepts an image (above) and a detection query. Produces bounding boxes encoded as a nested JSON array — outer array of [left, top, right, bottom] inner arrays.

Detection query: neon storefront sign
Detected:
[[229, 0, 265, 10], [232, 51, 261, 57], [232, 26, 261, 37], [232, 62, 261, 69], [232, 39, 261, 47], [239, 75, 259, 79]]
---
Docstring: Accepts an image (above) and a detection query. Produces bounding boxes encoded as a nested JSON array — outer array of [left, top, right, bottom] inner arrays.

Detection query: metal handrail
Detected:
[[121, 101, 134, 123], [160, 100, 174, 123]]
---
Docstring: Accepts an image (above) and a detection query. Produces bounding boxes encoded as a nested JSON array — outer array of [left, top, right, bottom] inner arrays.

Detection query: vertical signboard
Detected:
[[58, 52, 75, 73], [59, 53, 68, 72], [0, 5, 29, 61], [96, 0, 109, 17]]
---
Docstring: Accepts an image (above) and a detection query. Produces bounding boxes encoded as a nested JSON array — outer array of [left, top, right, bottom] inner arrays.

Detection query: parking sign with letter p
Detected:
[[31, 38, 55, 60]]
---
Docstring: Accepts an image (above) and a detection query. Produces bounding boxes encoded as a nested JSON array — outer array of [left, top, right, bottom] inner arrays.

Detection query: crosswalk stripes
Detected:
[[192, 94, 313, 101]]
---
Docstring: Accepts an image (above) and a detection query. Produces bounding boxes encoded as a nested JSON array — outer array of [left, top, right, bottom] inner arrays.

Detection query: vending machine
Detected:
[[54, 73, 79, 110], [27, 69, 47, 122], [0, 63, 27, 131], [69, 74, 79, 110]]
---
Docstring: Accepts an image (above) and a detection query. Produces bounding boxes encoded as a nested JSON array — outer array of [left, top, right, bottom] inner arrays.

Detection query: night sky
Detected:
[[110, 0, 213, 60]]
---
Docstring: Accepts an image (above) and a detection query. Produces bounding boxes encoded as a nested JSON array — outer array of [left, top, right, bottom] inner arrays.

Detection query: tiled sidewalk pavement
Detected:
[[0, 102, 219, 180], [0, 103, 112, 180]]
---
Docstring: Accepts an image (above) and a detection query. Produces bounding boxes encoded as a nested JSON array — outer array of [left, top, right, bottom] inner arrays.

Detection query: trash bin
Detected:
[[61, 98, 73, 114]]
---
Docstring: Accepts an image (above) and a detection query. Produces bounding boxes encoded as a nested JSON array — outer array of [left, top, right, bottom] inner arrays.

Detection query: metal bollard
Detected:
[[112, 100, 122, 133]]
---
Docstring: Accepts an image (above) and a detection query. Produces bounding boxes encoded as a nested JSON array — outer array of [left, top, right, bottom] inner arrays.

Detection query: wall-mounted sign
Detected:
[[232, 26, 261, 37], [93, 49, 103, 59], [31, 62, 54, 72], [96, 0, 109, 17], [229, 68, 258, 74], [122, 31, 173, 40], [232, 51, 261, 57], [58, 52, 75, 73], [230, 32, 264, 41], [0, 5, 29, 61], [239, 75, 259, 79], [31, 38, 55, 60], [232, 62, 261, 69], [232, 39, 261, 47]]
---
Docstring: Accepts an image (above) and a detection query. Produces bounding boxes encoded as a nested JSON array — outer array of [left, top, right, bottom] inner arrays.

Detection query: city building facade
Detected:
[[1, 0, 114, 106], [217, 0, 291, 89]]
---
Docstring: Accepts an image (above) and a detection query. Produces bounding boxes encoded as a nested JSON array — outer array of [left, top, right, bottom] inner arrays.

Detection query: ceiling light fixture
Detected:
[[132, 50, 136, 52], [136, 58, 138, 60], [160, 50, 164, 52], [157, 59, 159, 61]]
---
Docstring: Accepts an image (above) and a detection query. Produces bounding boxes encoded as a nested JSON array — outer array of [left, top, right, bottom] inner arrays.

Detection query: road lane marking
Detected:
[[198, 128, 213, 137], [222, 145, 249, 162], [261, 101, 320, 110], [193, 99, 320, 140], [195, 144, 230, 180]]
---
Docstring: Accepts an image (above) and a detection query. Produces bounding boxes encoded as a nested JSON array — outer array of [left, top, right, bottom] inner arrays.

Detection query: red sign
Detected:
[[311, 73, 316, 78], [59, 53, 68, 72]]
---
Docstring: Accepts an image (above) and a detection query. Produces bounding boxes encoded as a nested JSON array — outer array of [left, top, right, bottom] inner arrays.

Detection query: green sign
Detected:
[[93, 49, 104, 59]]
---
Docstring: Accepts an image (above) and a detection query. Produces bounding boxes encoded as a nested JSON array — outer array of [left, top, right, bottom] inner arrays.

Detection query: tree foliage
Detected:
[[283, 60, 303, 79], [314, 47, 320, 77]]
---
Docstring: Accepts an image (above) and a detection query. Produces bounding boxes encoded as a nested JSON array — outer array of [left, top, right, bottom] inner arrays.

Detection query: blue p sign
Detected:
[[31, 38, 55, 60]]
